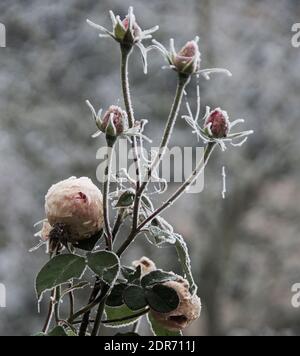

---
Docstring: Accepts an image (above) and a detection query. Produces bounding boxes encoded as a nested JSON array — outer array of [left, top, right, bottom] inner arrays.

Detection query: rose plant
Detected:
[[32, 6, 253, 337]]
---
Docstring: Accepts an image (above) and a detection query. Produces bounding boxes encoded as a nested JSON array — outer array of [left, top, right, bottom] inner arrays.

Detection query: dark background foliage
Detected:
[[0, 0, 300, 336]]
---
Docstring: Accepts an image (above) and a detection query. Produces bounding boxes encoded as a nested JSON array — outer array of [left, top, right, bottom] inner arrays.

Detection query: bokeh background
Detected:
[[0, 0, 300, 336]]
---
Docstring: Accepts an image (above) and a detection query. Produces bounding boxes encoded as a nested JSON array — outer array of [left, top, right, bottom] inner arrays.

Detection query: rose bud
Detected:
[[100, 105, 129, 138], [150, 276, 201, 332], [173, 40, 201, 75], [121, 16, 143, 44], [132, 257, 157, 276], [204, 108, 230, 138], [45, 177, 104, 241]]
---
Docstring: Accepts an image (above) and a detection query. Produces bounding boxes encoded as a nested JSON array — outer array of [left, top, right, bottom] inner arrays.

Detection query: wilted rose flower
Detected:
[[132, 257, 157, 276], [150, 275, 201, 331], [101, 105, 129, 137], [173, 40, 201, 75], [45, 177, 104, 241], [204, 108, 230, 138]]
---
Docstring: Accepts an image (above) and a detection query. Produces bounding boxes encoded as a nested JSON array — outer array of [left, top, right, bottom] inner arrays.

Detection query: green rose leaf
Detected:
[[35, 254, 86, 300], [147, 313, 182, 337], [123, 286, 148, 311], [106, 284, 127, 307], [115, 190, 135, 208], [174, 234, 197, 295], [105, 305, 147, 328], [148, 226, 177, 246], [145, 284, 179, 314], [87, 250, 120, 284], [141, 270, 177, 288], [122, 265, 142, 284]]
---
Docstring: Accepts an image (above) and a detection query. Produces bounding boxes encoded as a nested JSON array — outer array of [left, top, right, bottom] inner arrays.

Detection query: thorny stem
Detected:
[[78, 278, 101, 336], [141, 74, 190, 189], [103, 145, 114, 250], [121, 45, 141, 190], [73, 48, 141, 336], [54, 286, 61, 324], [139, 142, 216, 230], [78, 145, 114, 336], [112, 209, 126, 243], [117, 143, 216, 256], [91, 286, 110, 336], [42, 289, 55, 334], [68, 289, 75, 319], [42, 250, 60, 333], [139, 142, 216, 229], [132, 74, 191, 233]]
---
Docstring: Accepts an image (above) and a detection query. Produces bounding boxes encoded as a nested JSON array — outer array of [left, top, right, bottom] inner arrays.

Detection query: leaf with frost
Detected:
[[35, 254, 86, 300]]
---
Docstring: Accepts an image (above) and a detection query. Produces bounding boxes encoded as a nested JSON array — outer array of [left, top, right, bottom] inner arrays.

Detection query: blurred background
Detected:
[[0, 0, 300, 336]]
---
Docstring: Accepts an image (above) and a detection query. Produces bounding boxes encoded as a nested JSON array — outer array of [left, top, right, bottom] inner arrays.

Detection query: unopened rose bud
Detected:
[[150, 276, 201, 332], [45, 177, 104, 241], [173, 40, 201, 75], [132, 257, 157, 276], [101, 105, 129, 138], [122, 16, 142, 42], [204, 108, 230, 138]]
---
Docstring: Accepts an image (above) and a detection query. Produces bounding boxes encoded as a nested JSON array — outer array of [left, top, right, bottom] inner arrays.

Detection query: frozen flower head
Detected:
[[87, 7, 159, 73], [152, 37, 235, 80], [45, 177, 104, 241], [151, 37, 201, 76], [204, 108, 230, 139], [132, 257, 157, 276], [86, 101, 151, 146], [121, 15, 143, 43], [173, 40, 201, 75], [183, 101, 254, 151], [150, 275, 201, 332], [101, 105, 129, 137]]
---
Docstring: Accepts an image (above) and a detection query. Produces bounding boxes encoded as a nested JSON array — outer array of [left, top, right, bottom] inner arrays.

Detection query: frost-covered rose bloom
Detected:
[[204, 108, 230, 138], [150, 275, 201, 331], [45, 177, 104, 241], [173, 40, 201, 75], [132, 257, 157, 276], [101, 105, 129, 137]]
